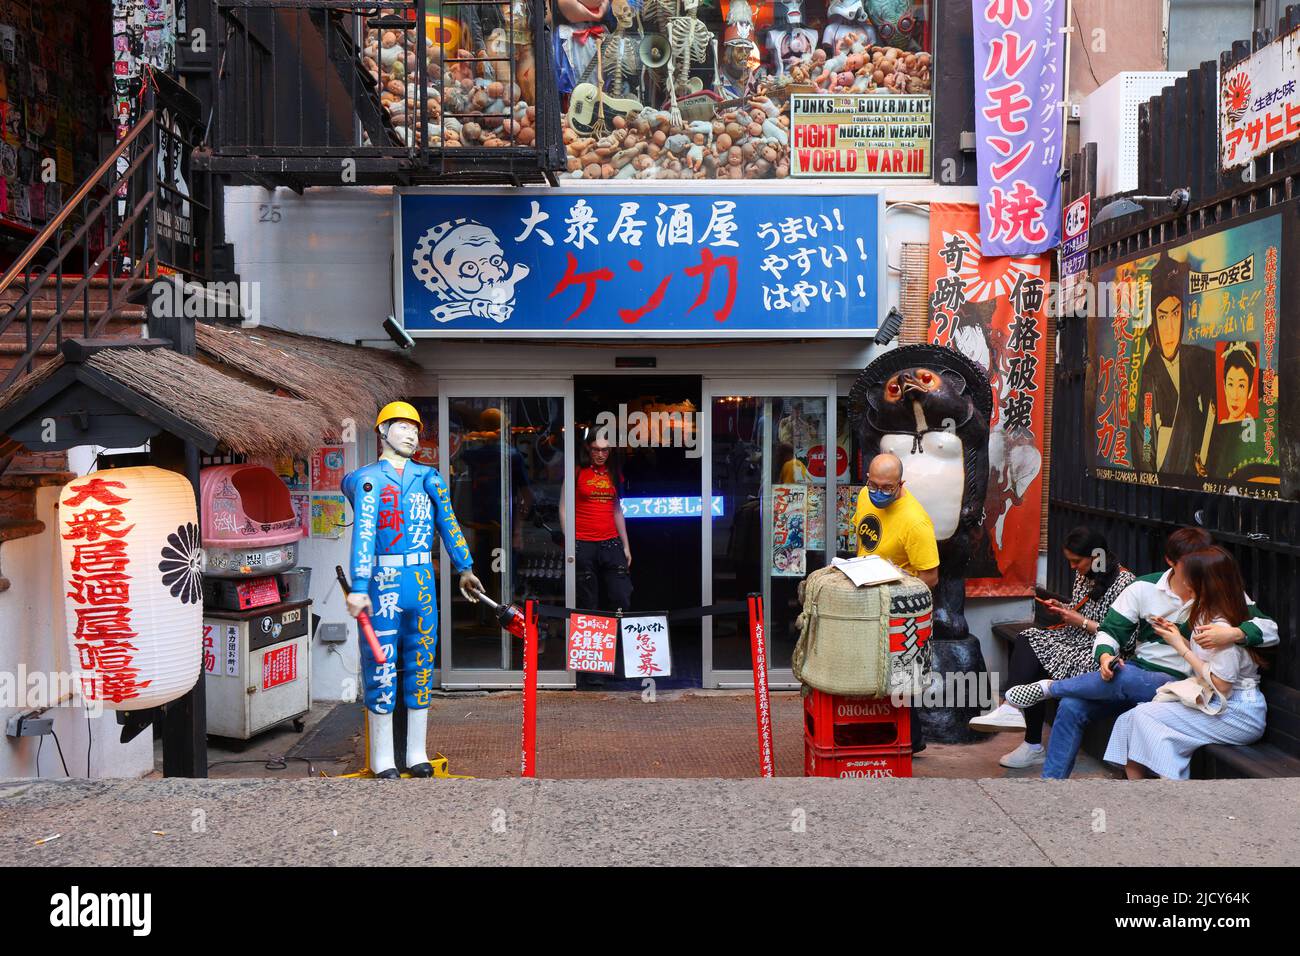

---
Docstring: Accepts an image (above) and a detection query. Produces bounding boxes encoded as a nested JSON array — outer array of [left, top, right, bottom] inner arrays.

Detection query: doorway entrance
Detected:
[[575, 375, 703, 688], [437, 381, 574, 689], [703, 378, 838, 689]]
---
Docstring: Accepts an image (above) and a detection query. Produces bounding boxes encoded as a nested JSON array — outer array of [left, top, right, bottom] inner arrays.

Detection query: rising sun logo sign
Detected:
[[1225, 72, 1251, 123]]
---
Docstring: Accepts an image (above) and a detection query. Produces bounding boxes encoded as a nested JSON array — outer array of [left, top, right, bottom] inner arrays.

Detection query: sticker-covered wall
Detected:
[[0, 0, 111, 232], [112, 0, 178, 134]]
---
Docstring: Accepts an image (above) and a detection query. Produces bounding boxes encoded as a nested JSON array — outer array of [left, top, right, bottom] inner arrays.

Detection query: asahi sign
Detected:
[[1221, 26, 1300, 170], [791, 94, 932, 178]]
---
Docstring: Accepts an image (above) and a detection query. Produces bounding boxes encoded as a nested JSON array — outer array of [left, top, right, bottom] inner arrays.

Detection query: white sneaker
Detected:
[[968, 702, 1026, 733], [999, 742, 1046, 769]]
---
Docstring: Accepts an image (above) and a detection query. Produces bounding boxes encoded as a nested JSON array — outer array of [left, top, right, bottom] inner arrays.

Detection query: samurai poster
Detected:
[[1087, 210, 1294, 500], [928, 202, 1048, 597]]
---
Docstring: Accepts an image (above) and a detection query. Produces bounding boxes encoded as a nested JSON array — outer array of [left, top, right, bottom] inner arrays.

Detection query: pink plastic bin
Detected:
[[200, 465, 304, 548]]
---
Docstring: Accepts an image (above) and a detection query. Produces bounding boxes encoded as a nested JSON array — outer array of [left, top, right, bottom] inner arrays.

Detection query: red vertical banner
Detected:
[[928, 202, 1049, 596], [748, 594, 775, 778], [521, 599, 538, 778]]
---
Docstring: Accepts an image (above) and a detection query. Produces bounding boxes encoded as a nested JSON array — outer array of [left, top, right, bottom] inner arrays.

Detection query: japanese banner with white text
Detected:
[[398, 192, 884, 336], [972, 0, 1065, 256]]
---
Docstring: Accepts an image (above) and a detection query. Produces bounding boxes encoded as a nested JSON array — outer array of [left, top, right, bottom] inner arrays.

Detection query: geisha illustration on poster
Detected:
[[1088, 212, 1284, 498]]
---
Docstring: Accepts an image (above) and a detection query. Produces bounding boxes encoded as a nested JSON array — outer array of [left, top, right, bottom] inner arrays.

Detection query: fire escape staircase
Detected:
[[0, 71, 216, 590]]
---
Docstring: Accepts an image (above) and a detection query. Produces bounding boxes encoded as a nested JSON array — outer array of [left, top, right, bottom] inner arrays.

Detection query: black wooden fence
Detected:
[[1050, 7, 1300, 693]]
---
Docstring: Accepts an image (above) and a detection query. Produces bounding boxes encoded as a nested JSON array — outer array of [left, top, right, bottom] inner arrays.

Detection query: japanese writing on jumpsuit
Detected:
[[342, 460, 473, 714]]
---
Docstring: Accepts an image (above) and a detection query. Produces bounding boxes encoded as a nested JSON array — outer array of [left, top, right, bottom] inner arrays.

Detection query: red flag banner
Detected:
[[928, 202, 1048, 597]]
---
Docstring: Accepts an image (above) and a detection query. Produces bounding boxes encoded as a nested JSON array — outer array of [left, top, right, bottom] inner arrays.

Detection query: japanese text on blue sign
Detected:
[[398, 192, 883, 336]]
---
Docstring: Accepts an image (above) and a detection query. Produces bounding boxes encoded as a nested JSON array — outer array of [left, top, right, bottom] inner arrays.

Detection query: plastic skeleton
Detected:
[[601, 0, 641, 97], [640, 0, 679, 30], [665, 0, 711, 125]]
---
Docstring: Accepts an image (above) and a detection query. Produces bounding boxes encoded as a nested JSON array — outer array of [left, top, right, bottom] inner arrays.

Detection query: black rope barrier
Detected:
[[533, 600, 753, 622]]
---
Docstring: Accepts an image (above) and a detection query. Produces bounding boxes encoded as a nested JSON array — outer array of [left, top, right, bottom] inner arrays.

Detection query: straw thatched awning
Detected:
[[195, 323, 422, 430], [88, 347, 334, 458], [0, 325, 422, 459]]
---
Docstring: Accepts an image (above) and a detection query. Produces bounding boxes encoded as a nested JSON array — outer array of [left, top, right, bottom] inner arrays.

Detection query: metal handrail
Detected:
[[0, 108, 155, 300], [0, 141, 157, 343], [0, 66, 209, 393]]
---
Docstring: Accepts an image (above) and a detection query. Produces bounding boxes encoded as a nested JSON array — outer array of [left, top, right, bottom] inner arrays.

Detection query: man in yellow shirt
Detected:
[[851, 453, 940, 589], [849, 452, 939, 754]]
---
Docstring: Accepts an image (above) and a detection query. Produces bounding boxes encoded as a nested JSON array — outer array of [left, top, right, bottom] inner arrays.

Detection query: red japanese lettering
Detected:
[[64, 478, 131, 507], [548, 253, 615, 323], [684, 247, 739, 324]]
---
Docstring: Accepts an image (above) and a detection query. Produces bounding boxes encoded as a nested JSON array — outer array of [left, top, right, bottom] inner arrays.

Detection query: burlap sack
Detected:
[[793, 564, 933, 697]]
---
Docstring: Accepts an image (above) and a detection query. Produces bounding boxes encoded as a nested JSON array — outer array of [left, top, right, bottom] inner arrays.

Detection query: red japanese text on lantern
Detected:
[[61, 479, 147, 704]]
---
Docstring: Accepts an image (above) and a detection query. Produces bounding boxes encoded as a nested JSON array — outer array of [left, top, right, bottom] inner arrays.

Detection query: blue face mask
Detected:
[[869, 488, 897, 508]]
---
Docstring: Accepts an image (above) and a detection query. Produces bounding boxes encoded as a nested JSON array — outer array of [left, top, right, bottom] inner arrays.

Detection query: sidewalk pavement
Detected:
[[4, 775, 1298, 866], [189, 691, 1114, 781]]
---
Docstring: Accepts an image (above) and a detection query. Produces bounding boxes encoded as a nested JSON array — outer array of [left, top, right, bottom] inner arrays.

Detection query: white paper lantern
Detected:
[[58, 466, 203, 710]]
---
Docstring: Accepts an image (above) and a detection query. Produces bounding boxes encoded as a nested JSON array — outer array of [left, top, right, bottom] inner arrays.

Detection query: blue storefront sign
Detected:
[[395, 188, 884, 338]]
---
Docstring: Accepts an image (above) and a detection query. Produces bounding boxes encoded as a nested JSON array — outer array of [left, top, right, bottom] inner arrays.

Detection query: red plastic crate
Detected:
[[804, 741, 913, 779], [803, 690, 911, 749]]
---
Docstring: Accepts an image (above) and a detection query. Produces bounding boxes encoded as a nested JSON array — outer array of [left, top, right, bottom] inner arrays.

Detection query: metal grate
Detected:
[[205, 0, 564, 184]]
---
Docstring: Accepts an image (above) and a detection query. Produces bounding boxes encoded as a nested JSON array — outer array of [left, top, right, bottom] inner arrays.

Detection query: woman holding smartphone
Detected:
[[970, 526, 1135, 770], [1104, 546, 1268, 780]]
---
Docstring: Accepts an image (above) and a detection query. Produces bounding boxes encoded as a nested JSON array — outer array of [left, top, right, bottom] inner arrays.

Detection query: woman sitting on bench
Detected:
[[970, 526, 1136, 770], [1104, 546, 1268, 780], [1003, 530, 1277, 779]]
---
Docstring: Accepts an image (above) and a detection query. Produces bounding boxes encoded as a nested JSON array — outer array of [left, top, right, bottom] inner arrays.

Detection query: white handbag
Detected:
[[1153, 671, 1227, 716]]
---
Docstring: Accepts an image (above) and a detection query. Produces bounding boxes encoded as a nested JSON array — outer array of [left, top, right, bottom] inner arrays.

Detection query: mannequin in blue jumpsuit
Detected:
[[342, 403, 481, 778]]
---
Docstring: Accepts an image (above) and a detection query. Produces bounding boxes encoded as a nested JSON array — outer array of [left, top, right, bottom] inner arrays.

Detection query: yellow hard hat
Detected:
[[376, 401, 423, 431]]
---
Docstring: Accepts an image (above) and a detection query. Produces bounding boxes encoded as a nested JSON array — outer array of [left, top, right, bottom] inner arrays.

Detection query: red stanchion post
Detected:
[[748, 593, 775, 778], [521, 599, 538, 778]]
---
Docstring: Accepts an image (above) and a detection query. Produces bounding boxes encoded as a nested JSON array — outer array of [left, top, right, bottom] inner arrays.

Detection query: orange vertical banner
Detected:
[[928, 202, 1049, 597]]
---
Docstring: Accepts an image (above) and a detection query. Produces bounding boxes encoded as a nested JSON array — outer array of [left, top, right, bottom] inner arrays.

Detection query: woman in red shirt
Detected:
[[562, 430, 633, 611]]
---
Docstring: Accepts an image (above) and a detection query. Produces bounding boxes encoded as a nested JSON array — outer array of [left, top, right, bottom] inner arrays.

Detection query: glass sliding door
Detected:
[[438, 382, 574, 688], [702, 380, 836, 688]]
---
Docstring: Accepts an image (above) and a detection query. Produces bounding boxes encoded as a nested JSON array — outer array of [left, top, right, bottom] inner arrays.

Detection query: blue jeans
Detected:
[[1041, 665, 1175, 779]]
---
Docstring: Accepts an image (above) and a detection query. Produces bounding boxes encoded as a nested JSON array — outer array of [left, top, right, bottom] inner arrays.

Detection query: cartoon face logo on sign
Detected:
[[411, 219, 530, 324]]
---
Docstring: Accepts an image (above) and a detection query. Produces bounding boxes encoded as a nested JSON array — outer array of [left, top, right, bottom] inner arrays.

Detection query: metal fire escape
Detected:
[[185, 0, 566, 188]]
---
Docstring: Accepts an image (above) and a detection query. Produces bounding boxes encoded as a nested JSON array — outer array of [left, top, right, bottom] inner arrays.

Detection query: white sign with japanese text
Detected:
[[1221, 26, 1300, 169], [620, 615, 672, 679]]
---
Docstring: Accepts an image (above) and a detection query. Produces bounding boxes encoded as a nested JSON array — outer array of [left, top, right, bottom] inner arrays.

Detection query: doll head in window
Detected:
[[557, 0, 611, 24]]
